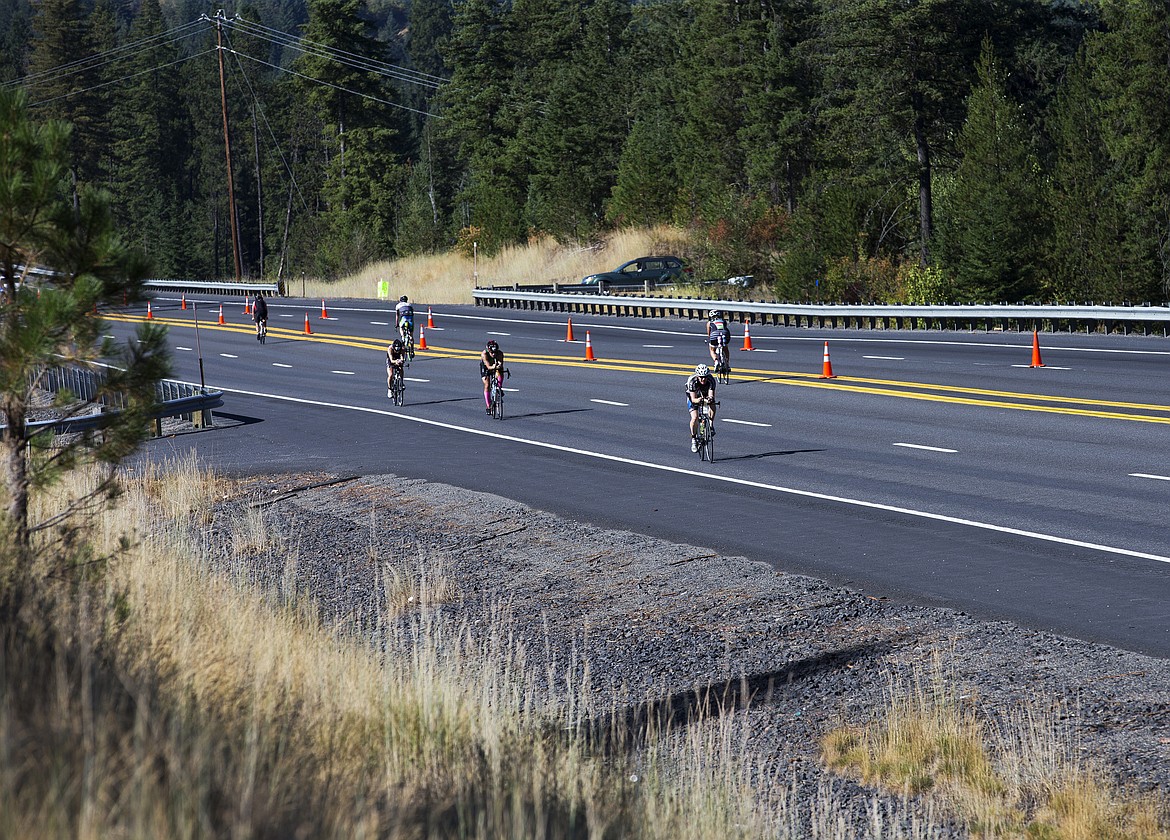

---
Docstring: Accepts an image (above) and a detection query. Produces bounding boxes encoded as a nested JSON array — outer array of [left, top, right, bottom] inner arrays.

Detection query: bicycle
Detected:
[[388, 365, 405, 406], [714, 342, 730, 384], [487, 368, 510, 420], [256, 319, 267, 344], [400, 322, 415, 363], [695, 399, 719, 462]]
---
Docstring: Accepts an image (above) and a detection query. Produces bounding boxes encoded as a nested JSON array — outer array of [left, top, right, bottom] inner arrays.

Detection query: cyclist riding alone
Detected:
[[386, 338, 407, 398], [481, 339, 505, 413], [396, 295, 415, 342], [252, 291, 269, 342], [686, 363, 717, 452], [706, 309, 730, 368]]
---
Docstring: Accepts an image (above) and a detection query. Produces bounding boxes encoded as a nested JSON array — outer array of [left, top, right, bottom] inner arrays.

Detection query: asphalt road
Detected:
[[108, 297, 1170, 657]]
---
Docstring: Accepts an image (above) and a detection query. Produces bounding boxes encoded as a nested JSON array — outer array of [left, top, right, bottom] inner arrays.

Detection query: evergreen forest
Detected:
[[3, 0, 1169, 304]]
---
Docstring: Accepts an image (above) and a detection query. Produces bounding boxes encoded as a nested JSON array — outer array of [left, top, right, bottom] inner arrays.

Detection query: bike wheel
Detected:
[[703, 424, 715, 462], [697, 417, 709, 460], [493, 387, 504, 420]]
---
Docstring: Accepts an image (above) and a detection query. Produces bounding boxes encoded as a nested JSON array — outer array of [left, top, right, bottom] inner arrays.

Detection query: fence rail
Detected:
[[472, 289, 1170, 336], [144, 279, 281, 297], [9, 366, 223, 436]]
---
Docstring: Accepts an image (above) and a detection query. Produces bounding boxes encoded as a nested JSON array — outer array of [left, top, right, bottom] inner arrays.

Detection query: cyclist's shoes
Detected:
[[387, 388, 392, 399], [690, 437, 699, 453]]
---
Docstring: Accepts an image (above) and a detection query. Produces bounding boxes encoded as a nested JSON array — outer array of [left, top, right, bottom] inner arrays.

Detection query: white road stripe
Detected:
[[191, 384, 1170, 567], [864, 355, 904, 360], [643, 344, 673, 348], [331, 370, 355, 375], [746, 348, 777, 353], [176, 346, 192, 351], [1011, 364, 1071, 369], [278, 313, 294, 317], [1130, 473, 1170, 482], [591, 399, 629, 406], [370, 321, 389, 325], [721, 418, 771, 427], [405, 377, 429, 382], [487, 331, 510, 336], [220, 353, 238, 358], [273, 363, 292, 368], [503, 387, 519, 392], [894, 443, 957, 453]]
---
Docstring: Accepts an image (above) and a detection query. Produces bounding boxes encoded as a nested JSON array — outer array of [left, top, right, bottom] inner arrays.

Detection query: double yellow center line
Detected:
[[107, 312, 1170, 424]]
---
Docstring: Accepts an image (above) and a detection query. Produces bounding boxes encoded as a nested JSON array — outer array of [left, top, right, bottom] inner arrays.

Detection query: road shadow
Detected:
[[405, 397, 481, 407], [717, 448, 824, 462], [507, 408, 593, 420], [209, 411, 264, 427], [575, 639, 903, 755]]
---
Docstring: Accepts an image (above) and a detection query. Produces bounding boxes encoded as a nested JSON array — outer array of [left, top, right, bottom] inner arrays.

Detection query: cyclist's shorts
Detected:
[[708, 330, 730, 346], [399, 316, 414, 331]]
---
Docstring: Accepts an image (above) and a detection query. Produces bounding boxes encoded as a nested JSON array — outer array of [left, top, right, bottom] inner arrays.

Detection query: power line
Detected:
[[28, 49, 218, 107]]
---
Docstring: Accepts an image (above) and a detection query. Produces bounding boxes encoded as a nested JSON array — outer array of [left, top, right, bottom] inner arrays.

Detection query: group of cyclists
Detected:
[[254, 288, 727, 450]]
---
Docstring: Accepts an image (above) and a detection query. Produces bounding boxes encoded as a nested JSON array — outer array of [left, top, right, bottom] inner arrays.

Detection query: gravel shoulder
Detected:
[[214, 470, 1170, 834]]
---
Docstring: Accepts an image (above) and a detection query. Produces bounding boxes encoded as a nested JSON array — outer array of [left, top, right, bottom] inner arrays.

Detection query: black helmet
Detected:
[[392, 339, 403, 351], [399, 295, 408, 302], [486, 340, 499, 351]]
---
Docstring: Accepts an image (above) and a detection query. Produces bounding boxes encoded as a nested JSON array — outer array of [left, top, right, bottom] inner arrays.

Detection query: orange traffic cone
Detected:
[[566, 318, 575, 342], [584, 331, 596, 361], [741, 321, 754, 351], [819, 341, 836, 379], [419, 326, 427, 349], [146, 301, 153, 319], [320, 299, 328, 319], [244, 297, 251, 315], [303, 312, 312, 334], [217, 304, 225, 325], [427, 306, 435, 328], [181, 294, 187, 310], [1029, 330, 1045, 368]]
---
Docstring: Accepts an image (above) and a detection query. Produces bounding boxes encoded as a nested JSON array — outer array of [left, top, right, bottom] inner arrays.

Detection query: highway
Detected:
[[108, 297, 1170, 657]]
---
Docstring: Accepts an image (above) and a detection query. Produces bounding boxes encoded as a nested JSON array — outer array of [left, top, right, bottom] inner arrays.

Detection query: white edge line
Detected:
[[193, 384, 1170, 567], [864, 355, 905, 360], [721, 418, 771, 427], [894, 442, 958, 453], [1130, 473, 1170, 482], [590, 399, 629, 406]]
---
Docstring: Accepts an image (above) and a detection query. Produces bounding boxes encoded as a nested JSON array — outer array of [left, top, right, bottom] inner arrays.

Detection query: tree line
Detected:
[[2, 0, 1168, 304]]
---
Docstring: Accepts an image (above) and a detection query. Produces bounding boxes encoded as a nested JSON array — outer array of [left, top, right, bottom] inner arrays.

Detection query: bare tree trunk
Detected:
[[278, 177, 294, 285], [913, 98, 933, 266]]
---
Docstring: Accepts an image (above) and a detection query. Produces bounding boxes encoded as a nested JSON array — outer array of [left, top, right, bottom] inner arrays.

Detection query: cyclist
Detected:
[[480, 339, 505, 413], [386, 338, 407, 398], [706, 309, 731, 370], [252, 291, 269, 343], [395, 295, 415, 345], [686, 363, 718, 452]]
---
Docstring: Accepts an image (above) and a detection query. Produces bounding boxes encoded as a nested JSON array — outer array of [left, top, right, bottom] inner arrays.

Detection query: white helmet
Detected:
[[694, 363, 710, 377], [709, 309, 720, 319]]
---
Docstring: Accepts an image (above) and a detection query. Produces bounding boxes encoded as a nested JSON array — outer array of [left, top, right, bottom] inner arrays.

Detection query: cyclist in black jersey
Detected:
[[685, 363, 717, 452], [480, 340, 505, 413]]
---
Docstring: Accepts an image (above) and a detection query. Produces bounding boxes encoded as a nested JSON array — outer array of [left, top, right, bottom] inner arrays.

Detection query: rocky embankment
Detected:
[[205, 471, 1170, 836]]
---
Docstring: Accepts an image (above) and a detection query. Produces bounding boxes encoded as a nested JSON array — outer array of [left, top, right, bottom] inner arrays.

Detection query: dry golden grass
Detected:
[[822, 658, 1170, 839], [305, 225, 693, 303]]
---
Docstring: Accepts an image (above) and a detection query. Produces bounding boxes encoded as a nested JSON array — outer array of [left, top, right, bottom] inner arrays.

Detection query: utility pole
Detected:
[[215, 10, 243, 283]]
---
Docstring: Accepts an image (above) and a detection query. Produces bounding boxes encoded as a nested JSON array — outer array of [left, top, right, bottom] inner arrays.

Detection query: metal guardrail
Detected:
[[145, 279, 281, 297], [472, 289, 1170, 335], [8, 367, 223, 436]]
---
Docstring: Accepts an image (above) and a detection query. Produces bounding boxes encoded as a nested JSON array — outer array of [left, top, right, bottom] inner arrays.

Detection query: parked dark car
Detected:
[[581, 256, 691, 291]]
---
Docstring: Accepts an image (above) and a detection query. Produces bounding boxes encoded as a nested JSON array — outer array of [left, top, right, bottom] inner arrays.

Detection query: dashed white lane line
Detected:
[[331, 370, 356, 376], [745, 348, 777, 353], [894, 442, 958, 453], [278, 313, 294, 317], [591, 399, 629, 406], [406, 377, 429, 382], [273, 363, 292, 368], [643, 344, 673, 348], [370, 320, 389, 326], [1011, 364, 1071, 370], [721, 418, 771, 427], [195, 384, 1170, 566], [1131, 473, 1170, 482], [865, 355, 904, 360], [220, 353, 238, 358], [487, 331, 510, 336], [503, 387, 519, 392], [176, 346, 193, 351]]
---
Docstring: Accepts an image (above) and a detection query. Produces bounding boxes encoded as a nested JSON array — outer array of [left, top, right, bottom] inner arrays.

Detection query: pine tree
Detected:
[[934, 43, 1044, 302]]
